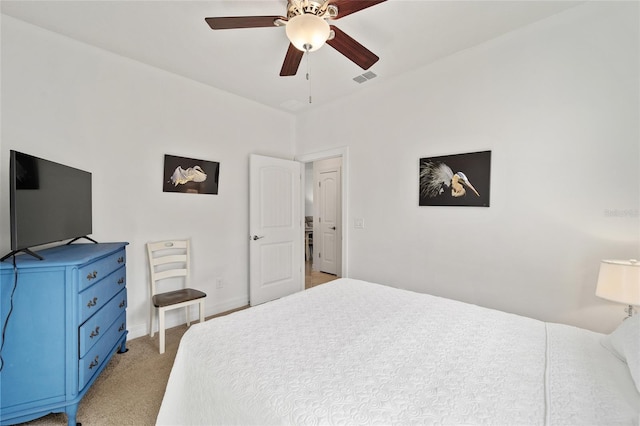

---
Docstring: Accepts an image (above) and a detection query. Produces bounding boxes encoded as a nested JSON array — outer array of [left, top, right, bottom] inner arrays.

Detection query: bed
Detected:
[[156, 278, 640, 425]]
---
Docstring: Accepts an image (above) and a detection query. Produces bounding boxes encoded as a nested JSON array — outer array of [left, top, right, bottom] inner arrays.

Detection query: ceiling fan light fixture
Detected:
[[285, 14, 330, 52]]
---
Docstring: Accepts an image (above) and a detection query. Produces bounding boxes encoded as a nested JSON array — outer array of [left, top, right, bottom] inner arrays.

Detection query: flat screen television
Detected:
[[2, 150, 94, 261]]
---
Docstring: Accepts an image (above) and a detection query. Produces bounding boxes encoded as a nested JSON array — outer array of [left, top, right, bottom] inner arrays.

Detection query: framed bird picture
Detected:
[[163, 154, 220, 195], [419, 150, 491, 207]]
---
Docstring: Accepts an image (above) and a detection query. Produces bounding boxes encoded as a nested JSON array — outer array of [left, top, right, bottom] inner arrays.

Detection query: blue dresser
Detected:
[[0, 243, 128, 426]]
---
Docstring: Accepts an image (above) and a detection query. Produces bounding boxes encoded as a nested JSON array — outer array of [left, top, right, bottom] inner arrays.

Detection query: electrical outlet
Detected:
[[216, 278, 223, 289]]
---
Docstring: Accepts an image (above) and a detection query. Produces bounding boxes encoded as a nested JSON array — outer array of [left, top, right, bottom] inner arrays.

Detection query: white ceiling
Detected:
[[1, 0, 582, 114]]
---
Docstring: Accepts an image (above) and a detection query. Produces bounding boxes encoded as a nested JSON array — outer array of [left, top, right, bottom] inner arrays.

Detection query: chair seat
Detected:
[[152, 288, 207, 308]]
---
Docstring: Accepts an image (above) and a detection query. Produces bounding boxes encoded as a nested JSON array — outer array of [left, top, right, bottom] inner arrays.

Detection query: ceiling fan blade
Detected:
[[327, 25, 379, 70], [205, 16, 284, 30], [330, 0, 387, 19], [280, 43, 304, 76]]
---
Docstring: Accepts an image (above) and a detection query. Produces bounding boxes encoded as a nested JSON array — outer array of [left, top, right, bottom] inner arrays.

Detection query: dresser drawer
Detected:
[[78, 249, 126, 291], [78, 267, 126, 324], [79, 288, 127, 358], [78, 311, 126, 390]]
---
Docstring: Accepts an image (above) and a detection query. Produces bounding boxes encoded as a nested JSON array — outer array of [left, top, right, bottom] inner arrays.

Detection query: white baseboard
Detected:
[[126, 295, 249, 340]]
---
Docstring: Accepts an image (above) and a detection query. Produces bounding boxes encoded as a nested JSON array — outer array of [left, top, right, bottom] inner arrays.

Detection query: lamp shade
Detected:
[[285, 14, 330, 52], [596, 259, 640, 305]]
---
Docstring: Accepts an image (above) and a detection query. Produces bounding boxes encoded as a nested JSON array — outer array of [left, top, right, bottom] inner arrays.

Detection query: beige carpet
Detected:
[[20, 323, 193, 426]]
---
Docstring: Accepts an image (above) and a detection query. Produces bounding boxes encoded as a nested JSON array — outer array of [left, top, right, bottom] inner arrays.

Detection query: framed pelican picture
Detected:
[[419, 150, 491, 207], [163, 154, 220, 195]]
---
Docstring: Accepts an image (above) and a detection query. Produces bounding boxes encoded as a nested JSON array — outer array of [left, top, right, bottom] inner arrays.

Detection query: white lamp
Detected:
[[596, 259, 640, 318], [285, 14, 330, 52]]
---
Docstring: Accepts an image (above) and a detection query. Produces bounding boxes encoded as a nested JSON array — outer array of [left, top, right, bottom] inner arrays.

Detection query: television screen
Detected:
[[10, 150, 92, 251]]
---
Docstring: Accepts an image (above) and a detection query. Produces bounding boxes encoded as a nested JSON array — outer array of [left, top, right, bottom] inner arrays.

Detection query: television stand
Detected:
[[1, 237, 99, 262], [67, 236, 98, 245], [0, 248, 44, 262], [0, 242, 129, 426]]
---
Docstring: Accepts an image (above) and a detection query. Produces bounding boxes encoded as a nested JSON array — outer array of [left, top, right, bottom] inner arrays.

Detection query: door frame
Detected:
[[295, 147, 349, 278]]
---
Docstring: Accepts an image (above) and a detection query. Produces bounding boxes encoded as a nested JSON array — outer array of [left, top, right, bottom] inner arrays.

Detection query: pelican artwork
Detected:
[[420, 160, 480, 199]]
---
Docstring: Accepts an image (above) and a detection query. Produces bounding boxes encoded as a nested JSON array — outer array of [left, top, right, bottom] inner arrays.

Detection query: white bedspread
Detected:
[[156, 278, 639, 425]]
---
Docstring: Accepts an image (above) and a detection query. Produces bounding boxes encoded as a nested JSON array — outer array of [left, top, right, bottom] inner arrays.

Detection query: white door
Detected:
[[316, 165, 341, 275], [249, 154, 302, 306]]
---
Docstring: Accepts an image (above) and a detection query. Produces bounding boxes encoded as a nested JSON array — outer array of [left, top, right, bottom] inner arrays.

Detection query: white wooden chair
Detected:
[[146, 239, 206, 354]]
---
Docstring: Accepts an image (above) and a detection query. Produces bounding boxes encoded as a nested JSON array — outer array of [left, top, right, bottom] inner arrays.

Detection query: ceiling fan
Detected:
[[205, 0, 387, 76]]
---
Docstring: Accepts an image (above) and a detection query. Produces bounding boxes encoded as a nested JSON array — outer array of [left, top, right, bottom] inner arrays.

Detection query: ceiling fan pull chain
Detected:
[[305, 45, 312, 104]]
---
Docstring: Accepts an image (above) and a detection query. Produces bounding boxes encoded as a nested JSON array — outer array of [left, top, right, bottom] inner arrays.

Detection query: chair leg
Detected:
[[150, 305, 156, 338], [159, 308, 166, 354], [199, 300, 205, 324], [185, 304, 191, 327]]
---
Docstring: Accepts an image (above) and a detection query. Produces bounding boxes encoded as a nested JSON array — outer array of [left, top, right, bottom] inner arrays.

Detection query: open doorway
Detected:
[[297, 148, 348, 290], [304, 160, 341, 289]]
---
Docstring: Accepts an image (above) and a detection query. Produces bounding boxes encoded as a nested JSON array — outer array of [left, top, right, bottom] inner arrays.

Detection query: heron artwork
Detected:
[[418, 151, 491, 207], [420, 160, 480, 199]]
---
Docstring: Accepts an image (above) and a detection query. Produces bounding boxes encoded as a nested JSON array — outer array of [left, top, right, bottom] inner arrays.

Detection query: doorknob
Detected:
[[251, 235, 265, 241], [330, 226, 336, 230]]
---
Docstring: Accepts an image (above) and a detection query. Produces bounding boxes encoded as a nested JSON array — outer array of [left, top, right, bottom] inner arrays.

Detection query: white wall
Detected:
[[296, 2, 639, 333], [0, 16, 296, 338]]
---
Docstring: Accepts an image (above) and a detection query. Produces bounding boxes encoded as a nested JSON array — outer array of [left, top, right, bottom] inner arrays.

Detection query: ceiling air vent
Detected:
[[353, 71, 378, 84]]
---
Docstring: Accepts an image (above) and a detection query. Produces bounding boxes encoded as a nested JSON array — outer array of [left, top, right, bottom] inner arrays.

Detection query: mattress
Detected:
[[156, 278, 640, 425]]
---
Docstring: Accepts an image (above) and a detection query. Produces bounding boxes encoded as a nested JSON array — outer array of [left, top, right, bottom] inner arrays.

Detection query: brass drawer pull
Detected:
[[118, 323, 125, 332], [87, 297, 98, 308], [119, 300, 126, 309], [87, 271, 98, 280], [89, 356, 99, 370], [118, 277, 125, 285], [90, 326, 100, 339], [117, 256, 124, 264]]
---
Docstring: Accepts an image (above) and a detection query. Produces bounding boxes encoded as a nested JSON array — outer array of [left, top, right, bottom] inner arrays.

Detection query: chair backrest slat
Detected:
[[151, 254, 187, 267], [154, 269, 188, 281], [148, 240, 188, 251]]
